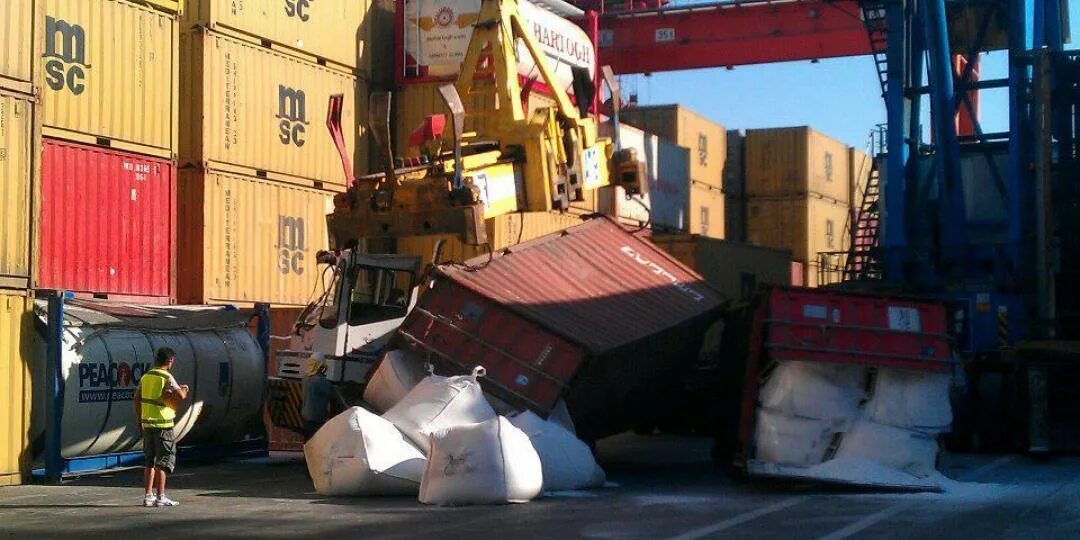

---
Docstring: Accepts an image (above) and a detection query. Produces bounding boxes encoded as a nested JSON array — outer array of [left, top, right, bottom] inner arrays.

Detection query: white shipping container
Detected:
[[598, 121, 690, 231]]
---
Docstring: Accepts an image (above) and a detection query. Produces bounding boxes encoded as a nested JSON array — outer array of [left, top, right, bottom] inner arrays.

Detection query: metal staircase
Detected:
[[845, 160, 882, 280], [859, 1, 890, 98]]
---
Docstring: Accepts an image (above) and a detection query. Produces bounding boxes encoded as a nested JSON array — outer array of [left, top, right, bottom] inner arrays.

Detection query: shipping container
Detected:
[[724, 130, 746, 242], [745, 196, 851, 287], [0, 92, 36, 290], [182, 0, 373, 72], [394, 217, 726, 441], [744, 126, 851, 204], [37, 139, 176, 299], [177, 168, 335, 307], [41, 0, 179, 158], [650, 233, 792, 302], [398, 0, 594, 94], [0, 290, 32, 486], [0, 0, 41, 95], [179, 29, 363, 189], [619, 104, 726, 190], [849, 146, 872, 209], [598, 122, 690, 231], [137, 0, 183, 14], [689, 184, 725, 238], [395, 211, 585, 268]]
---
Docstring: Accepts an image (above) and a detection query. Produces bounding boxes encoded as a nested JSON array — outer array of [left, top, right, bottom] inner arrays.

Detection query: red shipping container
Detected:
[[38, 139, 176, 299], [395, 217, 727, 441]]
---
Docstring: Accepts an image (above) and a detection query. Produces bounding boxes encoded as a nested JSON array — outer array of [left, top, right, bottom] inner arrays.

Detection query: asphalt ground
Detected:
[[2, 434, 1078, 539]]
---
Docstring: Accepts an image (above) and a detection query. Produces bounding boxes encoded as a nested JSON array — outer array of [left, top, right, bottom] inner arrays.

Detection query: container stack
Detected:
[[34, 0, 180, 304], [743, 127, 853, 287], [598, 122, 691, 232], [619, 104, 727, 238], [0, 0, 40, 487], [177, 0, 372, 310]]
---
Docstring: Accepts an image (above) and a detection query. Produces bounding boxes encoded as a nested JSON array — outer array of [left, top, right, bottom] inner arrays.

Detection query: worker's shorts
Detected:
[[142, 427, 177, 473]]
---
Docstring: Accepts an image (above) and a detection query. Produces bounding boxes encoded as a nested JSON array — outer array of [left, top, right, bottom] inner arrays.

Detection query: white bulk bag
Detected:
[[509, 411, 605, 491], [753, 408, 837, 467], [834, 419, 939, 477], [419, 417, 543, 505], [363, 349, 430, 412], [304, 407, 427, 496], [866, 369, 952, 432], [548, 399, 576, 435], [383, 366, 497, 454], [759, 361, 867, 421]]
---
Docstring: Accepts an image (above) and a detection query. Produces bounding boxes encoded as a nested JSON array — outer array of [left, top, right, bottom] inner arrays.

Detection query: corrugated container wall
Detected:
[[0, 92, 36, 289], [619, 104, 726, 190], [179, 29, 362, 189], [689, 185, 724, 238], [41, 0, 179, 158], [650, 233, 792, 301], [0, 290, 33, 486], [38, 139, 176, 299], [724, 130, 746, 242], [598, 122, 690, 231], [1, 0, 41, 95], [177, 169, 334, 306], [745, 197, 850, 287], [395, 212, 585, 268], [139, 0, 183, 14], [744, 127, 851, 204], [182, 0, 374, 72], [849, 147, 872, 209]]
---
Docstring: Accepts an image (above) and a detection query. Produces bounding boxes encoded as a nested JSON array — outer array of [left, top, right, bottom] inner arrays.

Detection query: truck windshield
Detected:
[[347, 266, 413, 326]]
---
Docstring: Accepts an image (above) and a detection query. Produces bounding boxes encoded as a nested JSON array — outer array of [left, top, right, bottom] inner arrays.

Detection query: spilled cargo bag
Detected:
[[419, 417, 543, 506], [759, 361, 867, 421], [834, 419, 940, 477], [304, 407, 427, 496], [509, 411, 604, 491], [363, 349, 430, 413], [382, 366, 497, 454], [865, 369, 952, 433], [753, 408, 838, 467]]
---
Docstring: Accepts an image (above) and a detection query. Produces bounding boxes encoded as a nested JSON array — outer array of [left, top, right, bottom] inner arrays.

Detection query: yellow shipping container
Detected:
[[746, 196, 850, 287], [182, 0, 373, 72], [177, 168, 335, 307], [0, 290, 32, 487], [180, 29, 363, 190], [619, 104, 726, 190], [0, 92, 36, 290], [41, 0, 179, 158], [849, 146, 872, 209], [135, 0, 183, 14], [396, 211, 585, 268], [689, 184, 724, 238], [1, 0, 41, 95], [744, 127, 851, 204]]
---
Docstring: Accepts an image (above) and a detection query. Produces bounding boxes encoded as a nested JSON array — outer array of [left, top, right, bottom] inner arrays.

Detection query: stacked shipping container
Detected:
[[178, 0, 372, 308], [742, 126, 854, 287], [619, 104, 727, 238], [0, 0, 39, 487]]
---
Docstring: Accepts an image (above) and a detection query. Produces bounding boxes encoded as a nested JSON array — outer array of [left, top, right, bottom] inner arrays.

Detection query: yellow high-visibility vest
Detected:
[[139, 368, 176, 428]]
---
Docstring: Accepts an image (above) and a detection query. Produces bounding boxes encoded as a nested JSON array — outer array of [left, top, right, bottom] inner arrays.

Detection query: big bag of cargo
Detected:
[[382, 366, 497, 454], [865, 369, 952, 433], [759, 361, 867, 421], [509, 411, 605, 491], [363, 349, 430, 412], [304, 407, 427, 496], [419, 417, 543, 506]]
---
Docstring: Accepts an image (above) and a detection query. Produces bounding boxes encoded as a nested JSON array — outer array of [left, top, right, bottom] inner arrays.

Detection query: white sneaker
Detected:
[[155, 494, 179, 507], [143, 494, 157, 507]]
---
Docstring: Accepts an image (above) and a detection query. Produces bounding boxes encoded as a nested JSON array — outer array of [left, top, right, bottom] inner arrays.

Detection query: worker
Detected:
[[301, 353, 341, 441], [133, 347, 189, 508]]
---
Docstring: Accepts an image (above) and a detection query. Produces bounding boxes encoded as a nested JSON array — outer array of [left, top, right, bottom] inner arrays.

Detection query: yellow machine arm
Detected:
[[327, 0, 645, 250]]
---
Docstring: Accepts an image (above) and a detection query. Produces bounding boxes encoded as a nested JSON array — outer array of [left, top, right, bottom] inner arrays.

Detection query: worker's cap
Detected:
[[306, 352, 327, 376]]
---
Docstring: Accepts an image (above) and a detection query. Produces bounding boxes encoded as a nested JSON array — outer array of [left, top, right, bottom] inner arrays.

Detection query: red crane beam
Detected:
[[594, 0, 872, 74]]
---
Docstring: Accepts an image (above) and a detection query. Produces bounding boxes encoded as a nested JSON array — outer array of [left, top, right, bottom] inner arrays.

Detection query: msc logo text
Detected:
[[277, 86, 310, 147], [284, 0, 314, 21], [44, 17, 91, 95], [278, 216, 307, 275]]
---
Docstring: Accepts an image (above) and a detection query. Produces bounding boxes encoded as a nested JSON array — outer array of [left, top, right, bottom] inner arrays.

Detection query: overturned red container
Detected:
[[394, 217, 727, 441], [38, 139, 176, 300]]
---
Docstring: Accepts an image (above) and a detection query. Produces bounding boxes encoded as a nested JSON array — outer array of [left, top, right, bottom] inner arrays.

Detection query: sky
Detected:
[[620, 2, 1080, 148]]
